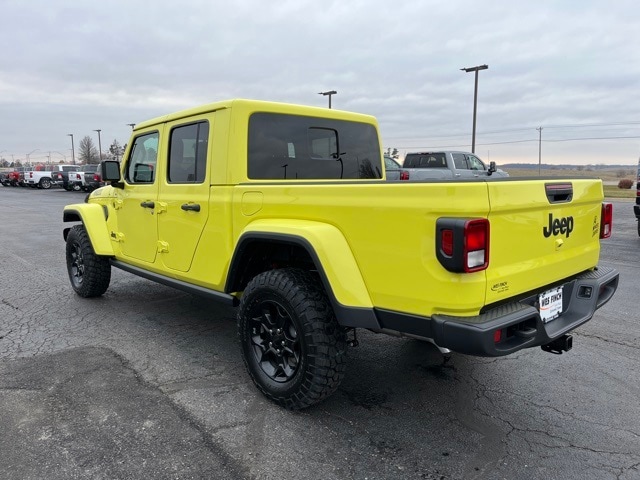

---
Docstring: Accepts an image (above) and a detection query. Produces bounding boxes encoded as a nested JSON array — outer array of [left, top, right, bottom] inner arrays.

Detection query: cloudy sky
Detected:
[[1, 0, 639, 166]]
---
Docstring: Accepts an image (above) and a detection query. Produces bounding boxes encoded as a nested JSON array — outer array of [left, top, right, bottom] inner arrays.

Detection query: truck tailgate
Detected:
[[485, 179, 603, 306]]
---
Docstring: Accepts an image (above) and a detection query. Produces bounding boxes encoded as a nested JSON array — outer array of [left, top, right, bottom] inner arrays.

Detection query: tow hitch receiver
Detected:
[[541, 334, 573, 354]]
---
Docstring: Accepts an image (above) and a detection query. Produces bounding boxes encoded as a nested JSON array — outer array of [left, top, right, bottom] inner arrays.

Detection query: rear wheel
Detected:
[[66, 225, 111, 297], [39, 178, 52, 189], [238, 268, 347, 410]]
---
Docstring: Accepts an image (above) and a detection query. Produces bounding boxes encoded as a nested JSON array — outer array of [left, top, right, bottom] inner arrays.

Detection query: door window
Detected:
[[125, 132, 159, 184], [168, 122, 209, 183], [467, 154, 486, 171]]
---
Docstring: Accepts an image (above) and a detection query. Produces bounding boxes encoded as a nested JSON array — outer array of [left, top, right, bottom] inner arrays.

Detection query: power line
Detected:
[[395, 134, 640, 150], [387, 120, 640, 142]]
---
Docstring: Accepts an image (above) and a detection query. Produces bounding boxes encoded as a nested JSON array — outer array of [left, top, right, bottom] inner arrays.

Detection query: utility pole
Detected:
[[537, 127, 543, 175], [67, 134, 75, 164], [460, 64, 488, 153], [318, 90, 337, 108], [93, 129, 102, 163]]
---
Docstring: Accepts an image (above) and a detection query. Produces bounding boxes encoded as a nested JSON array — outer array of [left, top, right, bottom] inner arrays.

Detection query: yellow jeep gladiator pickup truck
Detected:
[[62, 99, 619, 409]]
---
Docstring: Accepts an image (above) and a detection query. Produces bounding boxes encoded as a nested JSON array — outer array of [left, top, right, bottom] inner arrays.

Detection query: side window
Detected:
[[467, 154, 486, 171], [452, 153, 468, 169], [247, 113, 381, 180], [125, 132, 159, 184], [168, 121, 209, 183]]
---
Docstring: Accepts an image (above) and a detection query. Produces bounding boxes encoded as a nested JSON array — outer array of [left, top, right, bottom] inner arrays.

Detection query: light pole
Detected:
[[93, 129, 102, 163], [67, 134, 75, 164], [318, 90, 337, 108], [460, 64, 488, 153]]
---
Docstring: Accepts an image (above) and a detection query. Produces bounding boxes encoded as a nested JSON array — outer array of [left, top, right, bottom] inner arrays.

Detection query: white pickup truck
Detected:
[[400, 151, 508, 180], [23, 165, 79, 189]]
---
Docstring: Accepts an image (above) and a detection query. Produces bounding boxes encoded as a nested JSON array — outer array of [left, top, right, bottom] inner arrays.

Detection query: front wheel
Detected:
[[238, 268, 347, 410], [66, 225, 111, 297]]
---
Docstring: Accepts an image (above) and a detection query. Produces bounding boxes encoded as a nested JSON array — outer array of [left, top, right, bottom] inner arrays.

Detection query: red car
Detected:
[[0, 168, 27, 187]]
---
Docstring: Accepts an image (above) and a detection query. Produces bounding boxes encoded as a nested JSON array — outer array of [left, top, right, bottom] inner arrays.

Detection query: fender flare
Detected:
[[63, 203, 114, 256], [227, 219, 379, 329]]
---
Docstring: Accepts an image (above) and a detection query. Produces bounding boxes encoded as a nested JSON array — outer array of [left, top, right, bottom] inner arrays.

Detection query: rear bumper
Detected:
[[373, 266, 619, 357]]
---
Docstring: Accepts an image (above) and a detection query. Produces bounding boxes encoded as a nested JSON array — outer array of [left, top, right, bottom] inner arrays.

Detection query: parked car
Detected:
[[68, 164, 99, 191], [384, 155, 403, 180], [82, 162, 112, 192], [1, 167, 28, 187], [400, 151, 508, 180], [51, 166, 81, 190], [23, 165, 79, 189]]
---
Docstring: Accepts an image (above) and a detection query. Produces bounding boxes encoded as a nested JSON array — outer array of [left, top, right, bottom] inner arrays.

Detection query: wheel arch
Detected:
[[226, 222, 379, 329], [63, 204, 114, 256]]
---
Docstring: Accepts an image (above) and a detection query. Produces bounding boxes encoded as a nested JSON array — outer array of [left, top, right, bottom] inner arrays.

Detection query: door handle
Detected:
[[140, 201, 155, 209], [181, 203, 201, 212]]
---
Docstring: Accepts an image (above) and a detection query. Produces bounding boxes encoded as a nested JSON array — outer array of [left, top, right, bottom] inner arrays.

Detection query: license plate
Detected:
[[539, 287, 563, 323]]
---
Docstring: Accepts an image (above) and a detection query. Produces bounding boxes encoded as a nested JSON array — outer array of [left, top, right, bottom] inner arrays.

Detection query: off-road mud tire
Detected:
[[66, 225, 111, 297], [238, 268, 347, 410]]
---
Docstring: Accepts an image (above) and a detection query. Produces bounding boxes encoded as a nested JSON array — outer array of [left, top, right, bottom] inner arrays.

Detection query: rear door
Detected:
[[156, 117, 211, 272]]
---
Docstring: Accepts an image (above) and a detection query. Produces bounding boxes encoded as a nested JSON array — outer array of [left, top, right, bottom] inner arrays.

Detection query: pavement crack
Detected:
[[575, 331, 640, 350], [2, 299, 19, 310]]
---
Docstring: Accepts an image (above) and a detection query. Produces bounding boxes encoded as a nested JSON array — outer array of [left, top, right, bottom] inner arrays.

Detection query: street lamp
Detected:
[[67, 134, 75, 165], [53, 151, 67, 162], [26, 148, 40, 166], [318, 90, 337, 108], [93, 129, 102, 163], [460, 64, 488, 153]]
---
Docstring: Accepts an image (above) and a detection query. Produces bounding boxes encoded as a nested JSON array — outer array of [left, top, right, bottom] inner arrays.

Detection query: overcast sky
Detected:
[[1, 0, 639, 166]]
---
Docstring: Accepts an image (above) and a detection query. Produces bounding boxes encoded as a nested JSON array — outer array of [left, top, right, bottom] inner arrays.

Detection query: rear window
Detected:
[[404, 153, 446, 168], [247, 113, 382, 180]]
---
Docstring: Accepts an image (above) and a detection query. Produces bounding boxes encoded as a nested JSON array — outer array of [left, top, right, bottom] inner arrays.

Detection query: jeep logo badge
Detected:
[[543, 213, 574, 238]]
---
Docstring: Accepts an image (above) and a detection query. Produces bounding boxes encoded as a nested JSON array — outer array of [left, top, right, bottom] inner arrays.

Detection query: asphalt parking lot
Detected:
[[1, 186, 638, 480]]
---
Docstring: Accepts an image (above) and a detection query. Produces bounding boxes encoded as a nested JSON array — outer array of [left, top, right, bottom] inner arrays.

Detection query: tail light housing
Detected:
[[436, 218, 490, 273], [400, 170, 410, 181], [600, 202, 612, 239]]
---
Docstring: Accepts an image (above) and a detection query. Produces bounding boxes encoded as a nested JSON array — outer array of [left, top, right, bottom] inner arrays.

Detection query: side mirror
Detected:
[[488, 161, 497, 176], [101, 161, 123, 188]]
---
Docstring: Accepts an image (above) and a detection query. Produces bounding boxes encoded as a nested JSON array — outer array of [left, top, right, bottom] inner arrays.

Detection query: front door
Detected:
[[117, 130, 161, 264]]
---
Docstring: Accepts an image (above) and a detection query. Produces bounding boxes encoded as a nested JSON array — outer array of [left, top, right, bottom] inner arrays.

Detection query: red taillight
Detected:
[[600, 202, 612, 239], [93, 173, 101, 181], [493, 329, 502, 343], [400, 170, 410, 181], [436, 218, 490, 273], [463, 219, 489, 272]]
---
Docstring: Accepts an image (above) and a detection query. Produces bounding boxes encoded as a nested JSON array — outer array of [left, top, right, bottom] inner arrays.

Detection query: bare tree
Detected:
[[108, 139, 125, 161], [385, 147, 400, 159], [78, 136, 100, 164]]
